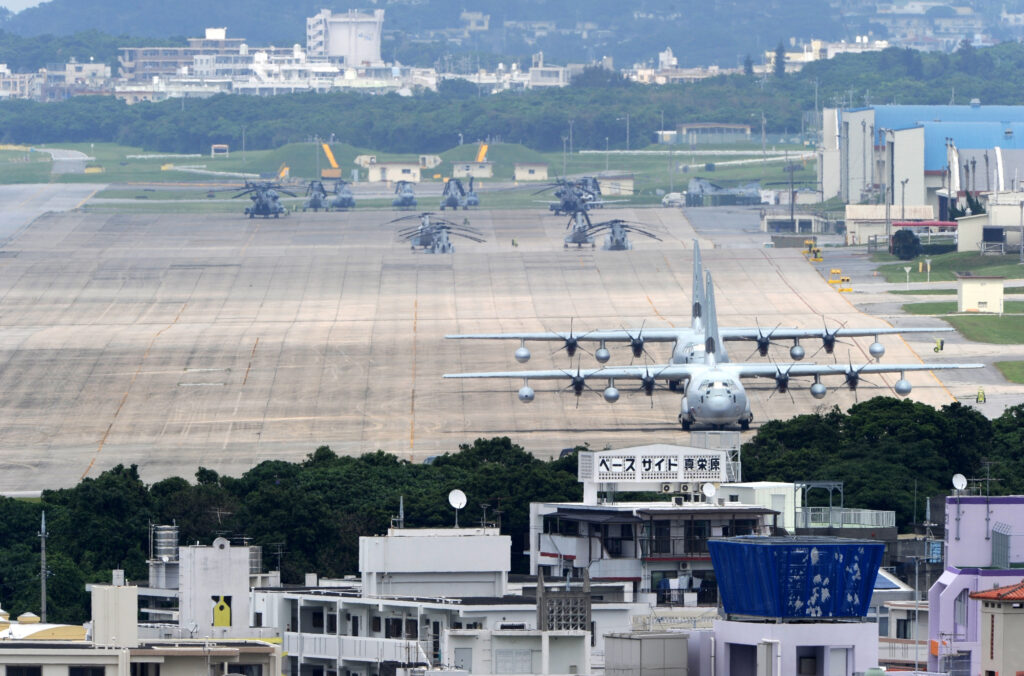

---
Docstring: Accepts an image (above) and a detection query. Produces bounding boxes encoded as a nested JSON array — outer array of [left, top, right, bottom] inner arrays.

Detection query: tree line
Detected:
[[1, 398, 1021, 624], [4, 42, 1024, 154]]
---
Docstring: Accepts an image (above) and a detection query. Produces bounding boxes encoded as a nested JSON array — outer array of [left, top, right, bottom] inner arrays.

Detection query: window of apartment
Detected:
[[327, 613, 337, 634], [69, 669, 105, 676], [385, 617, 403, 638], [311, 609, 324, 630], [227, 666, 263, 676], [371, 616, 381, 633], [896, 618, 909, 639], [7, 668, 42, 676]]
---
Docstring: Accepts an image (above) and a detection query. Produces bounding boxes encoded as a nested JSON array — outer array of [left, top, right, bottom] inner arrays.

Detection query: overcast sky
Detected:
[[3, 0, 43, 11]]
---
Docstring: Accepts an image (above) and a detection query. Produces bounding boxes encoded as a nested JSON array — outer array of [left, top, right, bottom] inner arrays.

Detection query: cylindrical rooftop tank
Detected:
[[152, 525, 179, 561], [249, 545, 262, 575]]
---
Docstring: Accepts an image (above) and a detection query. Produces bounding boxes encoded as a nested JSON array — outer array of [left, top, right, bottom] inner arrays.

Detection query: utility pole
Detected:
[[568, 118, 575, 157], [39, 510, 47, 623], [561, 136, 568, 177], [605, 137, 609, 171]]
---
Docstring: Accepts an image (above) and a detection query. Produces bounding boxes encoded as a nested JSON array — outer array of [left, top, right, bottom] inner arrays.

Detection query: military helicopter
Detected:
[[563, 209, 597, 248], [389, 212, 485, 254], [232, 180, 295, 218], [392, 180, 418, 209], [440, 177, 480, 210], [302, 180, 329, 212], [535, 176, 623, 215], [588, 219, 662, 251], [329, 180, 356, 210]]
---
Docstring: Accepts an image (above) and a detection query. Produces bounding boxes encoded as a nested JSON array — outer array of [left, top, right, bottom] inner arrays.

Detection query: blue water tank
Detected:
[[707, 536, 884, 619]]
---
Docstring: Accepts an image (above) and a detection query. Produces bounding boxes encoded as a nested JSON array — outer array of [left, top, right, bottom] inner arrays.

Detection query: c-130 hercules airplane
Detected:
[[447, 242, 957, 390], [444, 246, 982, 430]]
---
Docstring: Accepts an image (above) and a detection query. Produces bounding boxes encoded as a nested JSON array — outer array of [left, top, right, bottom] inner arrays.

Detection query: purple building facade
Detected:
[[928, 495, 1024, 675]]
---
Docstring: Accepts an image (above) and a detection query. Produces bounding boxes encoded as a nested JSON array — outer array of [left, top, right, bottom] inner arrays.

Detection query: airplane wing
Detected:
[[444, 364, 700, 381], [725, 362, 985, 379], [449, 326, 950, 343], [444, 361, 984, 383], [727, 327, 954, 341], [446, 329, 688, 343]]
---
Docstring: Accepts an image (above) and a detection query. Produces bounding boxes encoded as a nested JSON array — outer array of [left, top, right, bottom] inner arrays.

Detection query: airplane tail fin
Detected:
[[691, 240, 705, 333], [703, 270, 721, 367]]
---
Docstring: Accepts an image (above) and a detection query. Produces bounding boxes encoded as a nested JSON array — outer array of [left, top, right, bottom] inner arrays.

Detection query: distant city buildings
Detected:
[[0, 3, 1014, 103]]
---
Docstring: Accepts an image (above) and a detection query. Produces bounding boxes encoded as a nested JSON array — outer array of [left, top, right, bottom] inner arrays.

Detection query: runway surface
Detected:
[[0, 203, 977, 490]]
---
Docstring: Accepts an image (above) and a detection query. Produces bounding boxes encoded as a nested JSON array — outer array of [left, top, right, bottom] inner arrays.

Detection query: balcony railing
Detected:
[[797, 507, 896, 529], [284, 632, 430, 665]]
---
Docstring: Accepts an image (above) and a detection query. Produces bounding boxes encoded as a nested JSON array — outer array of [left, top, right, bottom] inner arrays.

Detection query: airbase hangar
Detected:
[[0, 183, 982, 492]]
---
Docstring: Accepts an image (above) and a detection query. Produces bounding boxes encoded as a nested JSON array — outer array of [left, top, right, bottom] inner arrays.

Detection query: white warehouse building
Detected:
[[307, 9, 385, 66]]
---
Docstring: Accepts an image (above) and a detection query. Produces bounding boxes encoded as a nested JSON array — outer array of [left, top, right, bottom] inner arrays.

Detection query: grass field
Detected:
[[995, 361, 1024, 383], [902, 300, 1024, 314], [891, 286, 1024, 296], [876, 251, 1024, 282], [940, 314, 1024, 343], [7, 140, 816, 195]]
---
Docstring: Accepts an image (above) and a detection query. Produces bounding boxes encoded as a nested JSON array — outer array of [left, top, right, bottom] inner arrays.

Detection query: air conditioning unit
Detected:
[[678, 561, 689, 570], [680, 483, 690, 492], [660, 483, 674, 493], [672, 496, 686, 506]]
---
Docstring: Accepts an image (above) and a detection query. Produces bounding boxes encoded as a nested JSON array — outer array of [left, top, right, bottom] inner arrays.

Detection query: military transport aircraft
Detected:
[[444, 269, 983, 430], [447, 241, 953, 389]]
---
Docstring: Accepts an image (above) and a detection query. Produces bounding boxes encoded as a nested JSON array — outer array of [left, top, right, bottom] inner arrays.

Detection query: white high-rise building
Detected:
[[307, 9, 385, 66]]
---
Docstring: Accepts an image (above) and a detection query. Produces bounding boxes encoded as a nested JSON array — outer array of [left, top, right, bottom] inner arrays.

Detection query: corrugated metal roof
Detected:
[[970, 579, 1024, 601]]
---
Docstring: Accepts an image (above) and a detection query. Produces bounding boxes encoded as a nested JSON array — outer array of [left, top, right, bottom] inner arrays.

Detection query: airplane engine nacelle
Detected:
[[869, 341, 885, 360], [595, 347, 611, 363], [790, 343, 805, 361], [514, 346, 531, 363], [810, 382, 827, 399], [518, 385, 535, 403], [894, 378, 912, 396], [603, 386, 620, 403]]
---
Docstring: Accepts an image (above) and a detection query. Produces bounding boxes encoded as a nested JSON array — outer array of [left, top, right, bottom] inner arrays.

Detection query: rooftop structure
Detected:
[[306, 9, 385, 65]]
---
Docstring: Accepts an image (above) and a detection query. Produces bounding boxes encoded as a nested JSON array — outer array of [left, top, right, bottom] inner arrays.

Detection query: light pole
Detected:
[[458, 132, 463, 146], [605, 137, 609, 171], [904, 266, 912, 290], [925, 258, 932, 283], [241, 125, 246, 165], [568, 118, 575, 156], [562, 135, 568, 177], [901, 177, 909, 220], [617, 114, 630, 150]]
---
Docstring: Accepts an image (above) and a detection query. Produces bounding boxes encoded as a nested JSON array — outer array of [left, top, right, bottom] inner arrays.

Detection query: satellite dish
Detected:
[[701, 482, 717, 499], [952, 473, 967, 491], [448, 489, 467, 527], [448, 489, 467, 509]]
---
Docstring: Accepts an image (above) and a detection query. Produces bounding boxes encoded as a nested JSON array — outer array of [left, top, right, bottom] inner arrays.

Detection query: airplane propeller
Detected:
[[767, 361, 798, 404], [553, 318, 593, 361], [746, 319, 784, 360], [809, 318, 851, 362]]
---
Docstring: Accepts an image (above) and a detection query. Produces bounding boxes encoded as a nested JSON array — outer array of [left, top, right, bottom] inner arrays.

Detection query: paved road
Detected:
[[0, 204, 975, 491], [31, 147, 92, 174]]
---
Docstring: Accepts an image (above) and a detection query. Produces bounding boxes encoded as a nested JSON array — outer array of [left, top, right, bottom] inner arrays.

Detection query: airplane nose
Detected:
[[705, 393, 732, 416]]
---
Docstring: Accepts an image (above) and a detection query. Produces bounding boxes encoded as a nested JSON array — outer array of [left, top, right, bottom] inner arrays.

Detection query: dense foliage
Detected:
[[2, 400, 1022, 624], [0, 29, 184, 71], [4, 42, 1024, 154], [743, 398, 1021, 528]]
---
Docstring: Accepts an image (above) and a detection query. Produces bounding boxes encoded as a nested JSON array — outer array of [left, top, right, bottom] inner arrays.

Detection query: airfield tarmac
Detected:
[[0, 202, 979, 490]]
